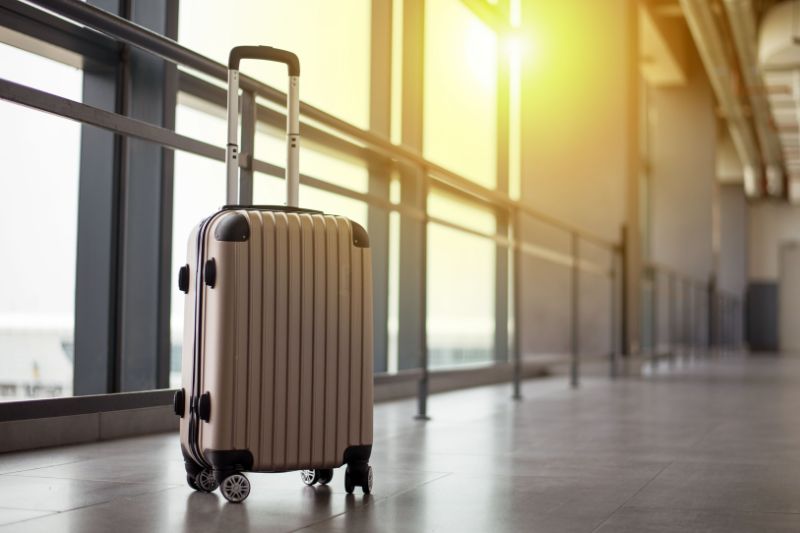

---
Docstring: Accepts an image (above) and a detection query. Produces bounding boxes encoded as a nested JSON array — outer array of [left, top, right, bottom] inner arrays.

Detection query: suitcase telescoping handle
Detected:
[[226, 46, 301, 206]]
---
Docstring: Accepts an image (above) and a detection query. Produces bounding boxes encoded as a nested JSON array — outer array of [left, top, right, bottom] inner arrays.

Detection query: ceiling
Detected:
[[758, 0, 800, 201]]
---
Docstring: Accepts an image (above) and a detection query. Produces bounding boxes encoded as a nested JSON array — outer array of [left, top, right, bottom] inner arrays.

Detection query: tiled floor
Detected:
[[2, 353, 800, 532]]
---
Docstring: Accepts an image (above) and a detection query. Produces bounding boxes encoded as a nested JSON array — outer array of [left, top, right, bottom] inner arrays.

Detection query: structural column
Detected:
[[368, 0, 393, 373], [397, 0, 427, 374], [623, 0, 643, 358], [116, 0, 178, 391], [73, 0, 124, 395]]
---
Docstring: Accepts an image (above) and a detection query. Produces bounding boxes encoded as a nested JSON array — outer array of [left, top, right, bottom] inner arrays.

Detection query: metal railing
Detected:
[[0, 0, 732, 420], [643, 262, 743, 364]]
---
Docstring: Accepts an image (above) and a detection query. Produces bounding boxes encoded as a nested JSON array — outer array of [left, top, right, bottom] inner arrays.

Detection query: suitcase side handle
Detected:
[[226, 46, 301, 208]]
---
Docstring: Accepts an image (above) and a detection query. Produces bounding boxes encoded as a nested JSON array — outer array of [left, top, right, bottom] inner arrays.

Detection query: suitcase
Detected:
[[174, 46, 374, 503]]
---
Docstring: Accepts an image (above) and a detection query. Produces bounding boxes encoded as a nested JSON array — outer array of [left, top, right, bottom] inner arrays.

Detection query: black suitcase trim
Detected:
[[204, 449, 255, 474], [214, 212, 250, 242], [186, 213, 218, 470]]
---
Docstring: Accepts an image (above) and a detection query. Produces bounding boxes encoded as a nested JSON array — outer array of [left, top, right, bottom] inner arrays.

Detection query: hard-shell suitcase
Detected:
[[174, 46, 374, 503]]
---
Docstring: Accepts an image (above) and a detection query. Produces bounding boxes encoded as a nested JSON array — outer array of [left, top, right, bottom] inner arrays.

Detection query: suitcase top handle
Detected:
[[228, 46, 300, 75], [226, 46, 301, 208]]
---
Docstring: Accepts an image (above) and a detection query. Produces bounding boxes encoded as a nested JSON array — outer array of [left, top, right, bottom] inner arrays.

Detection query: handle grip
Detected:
[[226, 46, 300, 207], [228, 46, 300, 76]]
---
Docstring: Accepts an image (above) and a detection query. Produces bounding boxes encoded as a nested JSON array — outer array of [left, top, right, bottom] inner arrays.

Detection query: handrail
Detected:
[[645, 260, 741, 301], [24, 0, 617, 250]]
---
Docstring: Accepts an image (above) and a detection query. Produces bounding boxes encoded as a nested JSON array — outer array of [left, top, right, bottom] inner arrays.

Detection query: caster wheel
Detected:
[[318, 469, 334, 485], [362, 465, 373, 494], [344, 467, 355, 494], [301, 469, 320, 486], [186, 474, 200, 491], [220, 473, 251, 503], [195, 470, 219, 493]]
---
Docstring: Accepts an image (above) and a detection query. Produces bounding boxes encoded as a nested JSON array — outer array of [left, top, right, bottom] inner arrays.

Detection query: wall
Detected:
[[520, 0, 630, 243], [648, 49, 716, 281], [719, 184, 747, 296], [518, 0, 631, 357], [646, 46, 717, 349], [748, 203, 800, 281]]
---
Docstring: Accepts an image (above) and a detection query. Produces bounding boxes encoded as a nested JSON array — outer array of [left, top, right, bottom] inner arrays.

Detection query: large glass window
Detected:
[[424, 0, 498, 189], [0, 43, 82, 400], [427, 188, 496, 369], [254, 118, 370, 194], [170, 99, 227, 387], [178, 0, 372, 130]]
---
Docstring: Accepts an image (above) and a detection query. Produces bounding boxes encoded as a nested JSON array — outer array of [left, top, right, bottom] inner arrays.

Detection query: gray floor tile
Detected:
[[595, 507, 800, 533], [624, 461, 800, 514], [0, 474, 174, 512], [1, 353, 799, 532], [0, 509, 54, 527]]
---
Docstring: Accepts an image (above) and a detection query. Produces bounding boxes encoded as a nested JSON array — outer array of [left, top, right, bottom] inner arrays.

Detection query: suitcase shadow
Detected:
[[303, 485, 372, 513], [183, 491, 251, 531], [302, 484, 333, 513]]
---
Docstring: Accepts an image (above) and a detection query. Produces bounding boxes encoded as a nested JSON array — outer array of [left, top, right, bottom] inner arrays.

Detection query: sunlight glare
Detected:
[[464, 16, 497, 90]]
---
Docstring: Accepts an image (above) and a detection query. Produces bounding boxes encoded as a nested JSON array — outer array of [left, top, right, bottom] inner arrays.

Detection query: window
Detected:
[[170, 99, 227, 387], [424, 0, 498, 189], [427, 188, 496, 369], [0, 43, 82, 400], [178, 0, 372, 130]]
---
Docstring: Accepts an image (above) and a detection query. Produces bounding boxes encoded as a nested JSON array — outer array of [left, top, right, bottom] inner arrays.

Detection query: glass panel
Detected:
[[427, 187, 496, 369], [427, 224, 495, 369], [169, 102, 227, 387], [391, 0, 404, 145], [387, 210, 400, 373], [428, 187, 496, 235], [424, 0, 498, 188], [0, 43, 82, 400], [578, 243, 612, 358], [255, 122, 369, 194], [178, 0, 372, 130], [518, 214, 571, 359], [508, 28, 522, 200]]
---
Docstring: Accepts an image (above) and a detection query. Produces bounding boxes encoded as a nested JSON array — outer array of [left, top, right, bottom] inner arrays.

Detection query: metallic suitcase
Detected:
[[175, 46, 374, 503]]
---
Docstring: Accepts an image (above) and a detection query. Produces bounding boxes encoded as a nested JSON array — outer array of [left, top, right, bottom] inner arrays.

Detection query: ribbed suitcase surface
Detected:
[[179, 208, 373, 472]]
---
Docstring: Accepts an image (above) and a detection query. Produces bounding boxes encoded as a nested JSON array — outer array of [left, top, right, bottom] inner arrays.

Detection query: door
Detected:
[[779, 242, 800, 353]]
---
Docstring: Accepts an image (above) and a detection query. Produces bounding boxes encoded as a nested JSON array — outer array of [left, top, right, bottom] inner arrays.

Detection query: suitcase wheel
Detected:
[[194, 470, 219, 492], [220, 472, 250, 503], [318, 469, 334, 485], [300, 469, 333, 486], [344, 464, 372, 495], [344, 468, 354, 494], [300, 469, 319, 486]]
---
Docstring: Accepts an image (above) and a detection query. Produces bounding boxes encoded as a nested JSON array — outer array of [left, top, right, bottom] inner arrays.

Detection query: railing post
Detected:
[[571, 233, 580, 389], [512, 209, 523, 400], [610, 250, 619, 379], [691, 283, 697, 357], [668, 272, 676, 365], [735, 298, 741, 350], [725, 295, 731, 351], [652, 268, 659, 359], [683, 278, 690, 358], [415, 183, 430, 421], [688, 283, 694, 356]]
